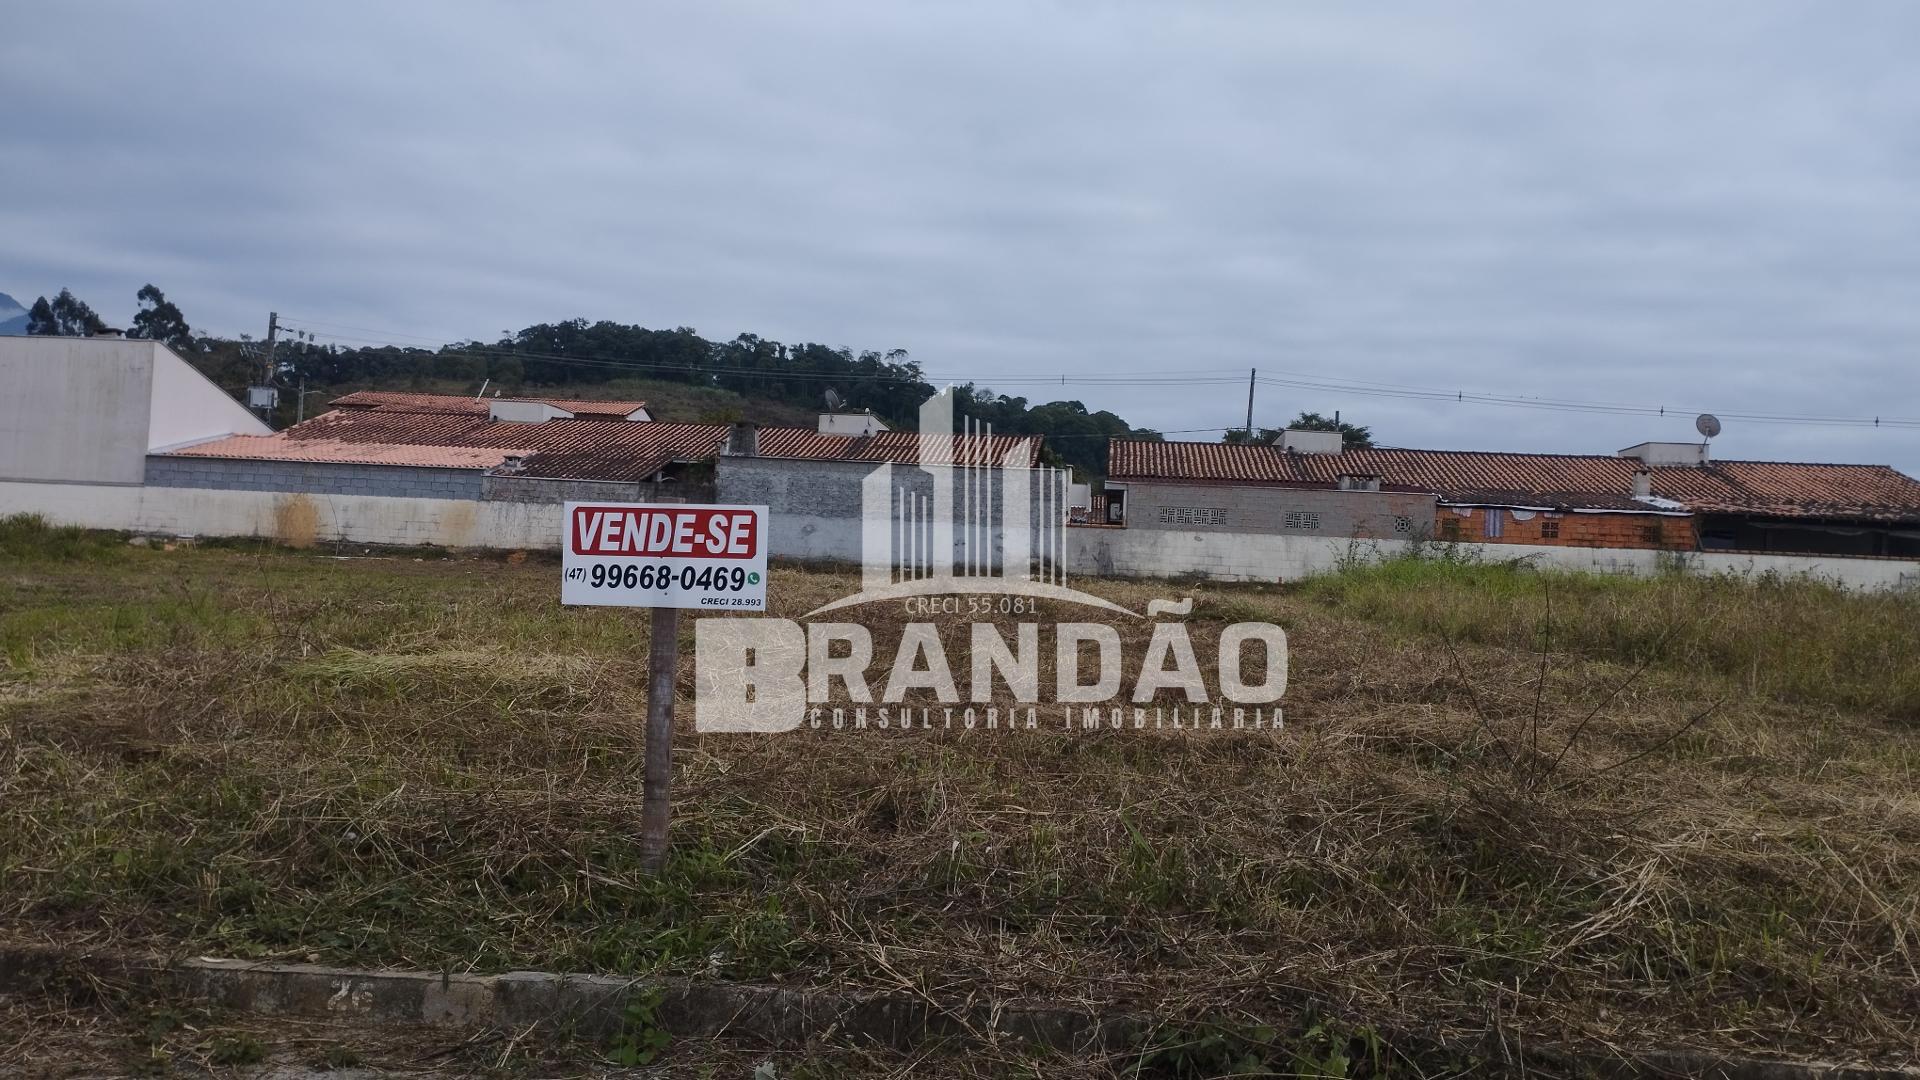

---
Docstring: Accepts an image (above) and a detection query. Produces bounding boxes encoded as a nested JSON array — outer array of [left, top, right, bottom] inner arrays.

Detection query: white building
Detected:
[[0, 335, 269, 485]]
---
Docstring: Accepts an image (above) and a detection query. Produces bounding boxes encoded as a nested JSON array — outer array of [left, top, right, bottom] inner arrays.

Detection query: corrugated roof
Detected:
[[1108, 440, 1920, 522], [164, 436, 513, 470], [329, 391, 649, 418]]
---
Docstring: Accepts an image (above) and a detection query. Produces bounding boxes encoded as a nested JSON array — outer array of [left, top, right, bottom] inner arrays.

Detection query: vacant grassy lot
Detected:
[[4, 516, 1919, 1072]]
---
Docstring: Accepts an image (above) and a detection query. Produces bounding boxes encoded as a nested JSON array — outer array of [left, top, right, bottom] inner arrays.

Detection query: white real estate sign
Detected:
[[561, 502, 769, 611]]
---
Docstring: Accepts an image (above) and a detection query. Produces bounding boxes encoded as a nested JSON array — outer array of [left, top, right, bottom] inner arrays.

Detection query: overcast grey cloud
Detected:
[[3, 1, 1918, 468]]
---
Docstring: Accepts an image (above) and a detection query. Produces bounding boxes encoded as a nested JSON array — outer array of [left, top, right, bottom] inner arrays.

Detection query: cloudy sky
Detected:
[[4, 2, 1917, 468]]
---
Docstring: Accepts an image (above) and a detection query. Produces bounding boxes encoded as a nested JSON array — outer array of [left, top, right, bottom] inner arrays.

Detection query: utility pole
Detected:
[[262, 311, 279, 386], [1245, 367, 1256, 436], [295, 378, 326, 424], [247, 312, 281, 427]]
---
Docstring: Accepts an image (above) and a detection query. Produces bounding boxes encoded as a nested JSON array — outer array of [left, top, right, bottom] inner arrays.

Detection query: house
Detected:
[[1096, 429, 1920, 571], [1101, 432, 1439, 543], [152, 394, 725, 504], [141, 390, 1056, 558], [713, 397, 1058, 565]]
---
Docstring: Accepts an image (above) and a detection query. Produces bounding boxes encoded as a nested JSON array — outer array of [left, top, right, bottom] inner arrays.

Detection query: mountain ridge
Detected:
[[0, 291, 28, 336]]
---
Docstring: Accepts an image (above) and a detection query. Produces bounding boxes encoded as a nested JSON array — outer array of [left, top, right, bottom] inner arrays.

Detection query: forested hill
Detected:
[[187, 318, 1163, 479]]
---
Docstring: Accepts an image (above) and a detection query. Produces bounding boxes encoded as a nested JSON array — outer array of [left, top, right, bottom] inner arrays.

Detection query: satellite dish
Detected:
[[1695, 413, 1721, 439], [823, 388, 844, 411]]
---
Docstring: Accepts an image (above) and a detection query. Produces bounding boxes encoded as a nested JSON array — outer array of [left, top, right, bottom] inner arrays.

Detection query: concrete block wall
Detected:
[[146, 456, 482, 501], [1122, 480, 1436, 540], [481, 474, 692, 504], [717, 456, 1068, 565]]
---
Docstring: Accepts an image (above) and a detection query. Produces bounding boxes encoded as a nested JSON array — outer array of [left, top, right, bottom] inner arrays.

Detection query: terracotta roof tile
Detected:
[[172, 407, 1040, 484], [751, 427, 1042, 468], [1108, 440, 1920, 522], [164, 436, 513, 470], [270, 411, 729, 481]]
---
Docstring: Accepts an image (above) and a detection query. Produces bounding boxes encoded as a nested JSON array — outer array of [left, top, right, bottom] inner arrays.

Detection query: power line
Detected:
[[275, 320, 1919, 433], [1255, 374, 1920, 429]]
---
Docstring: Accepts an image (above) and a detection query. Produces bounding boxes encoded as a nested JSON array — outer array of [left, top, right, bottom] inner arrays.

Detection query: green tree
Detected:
[[25, 288, 107, 336], [128, 284, 193, 349], [1224, 412, 1372, 449], [24, 296, 55, 335], [952, 385, 1161, 480]]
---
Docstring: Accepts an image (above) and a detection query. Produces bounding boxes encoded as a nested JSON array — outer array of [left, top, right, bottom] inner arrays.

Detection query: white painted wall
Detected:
[[0, 480, 561, 549], [1067, 526, 1920, 591], [146, 343, 271, 449], [7, 474, 1914, 590], [0, 338, 268, 485], [818, 413, 888, 436], [0, 338, 154, 482]]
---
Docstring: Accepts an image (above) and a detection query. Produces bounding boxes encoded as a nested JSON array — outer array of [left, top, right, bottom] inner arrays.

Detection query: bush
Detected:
[[0, 514, 124, 562]]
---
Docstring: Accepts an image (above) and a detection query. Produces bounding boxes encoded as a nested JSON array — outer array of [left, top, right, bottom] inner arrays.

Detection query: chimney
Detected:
[[1337, 472, 1382, 492], [725, 421, 759, 457], [1631, 468, 1652, 499]]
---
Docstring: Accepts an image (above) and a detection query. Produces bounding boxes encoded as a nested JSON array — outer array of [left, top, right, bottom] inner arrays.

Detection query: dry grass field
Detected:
[[3, 515, 1919, 1075]]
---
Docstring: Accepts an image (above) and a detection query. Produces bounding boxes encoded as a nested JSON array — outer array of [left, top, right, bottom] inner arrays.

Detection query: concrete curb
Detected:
[[2, 947, 1912, 1079], [1, 947, 1133, 1055]]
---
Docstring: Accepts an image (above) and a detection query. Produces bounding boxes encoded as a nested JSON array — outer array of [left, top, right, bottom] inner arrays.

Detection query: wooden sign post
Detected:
[[640, 605, 680, 873], [559, 502, 770, 876]]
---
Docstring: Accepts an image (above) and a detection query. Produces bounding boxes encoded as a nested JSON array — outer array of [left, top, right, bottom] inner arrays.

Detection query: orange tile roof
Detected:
[[278, 410, 1037, 475], [751, 427, 1043, 468], [329, 391, 649, 418], [165, 436, 514, 470], [1108, 440, 1920, 522], [198, 411, 727, 481], [165, 400, 1043, 484]]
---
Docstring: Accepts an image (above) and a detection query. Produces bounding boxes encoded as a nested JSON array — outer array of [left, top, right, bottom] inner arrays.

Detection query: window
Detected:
[[1441, 518, 1461, 539], [1392, 515, 1412, 534], [1158, 506, 1228, 527], [1639, 523, 1662, 544], [1283, 510, 1322, 531], [1484, 508, 1504, 538], [1540, 518, 1560, 539]]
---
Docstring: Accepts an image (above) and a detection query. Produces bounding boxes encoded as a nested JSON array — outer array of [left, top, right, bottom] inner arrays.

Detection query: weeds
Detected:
[[1301, 551, 1920, 718], [2, 543, 1918, 1064], [606, 987, 671, 1067], [0, 512, 124, 562]]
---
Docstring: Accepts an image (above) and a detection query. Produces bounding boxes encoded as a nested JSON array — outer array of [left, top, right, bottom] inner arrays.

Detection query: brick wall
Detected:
[[1436, 505, 1696, 550], [146, 456, 483, 500]]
